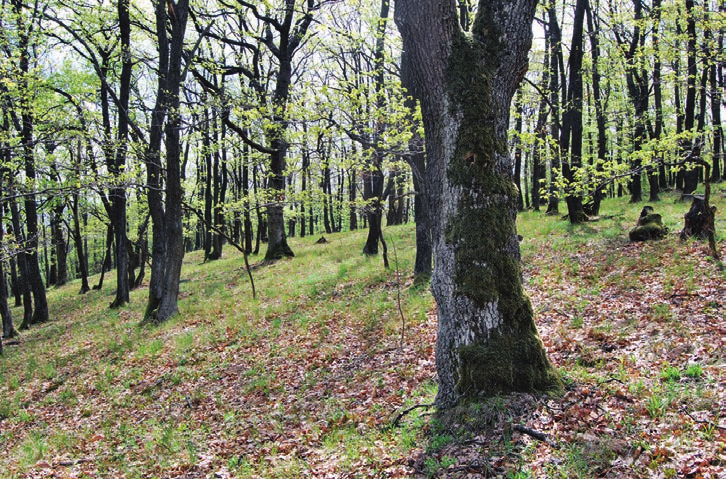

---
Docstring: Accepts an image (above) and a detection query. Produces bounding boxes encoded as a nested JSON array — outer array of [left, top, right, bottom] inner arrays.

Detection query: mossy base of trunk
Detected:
[[264, 239, 295, 261], [456, 329, 561, 397]]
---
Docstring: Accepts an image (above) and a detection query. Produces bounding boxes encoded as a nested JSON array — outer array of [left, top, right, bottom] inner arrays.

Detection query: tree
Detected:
[[395, 0, 560, 408], [561, 0, 587, 223], [142, 0, 191, 323], [1, 0, 49, 326]]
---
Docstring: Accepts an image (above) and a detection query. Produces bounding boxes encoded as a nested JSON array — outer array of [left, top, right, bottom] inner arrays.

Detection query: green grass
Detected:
[[1, 190, 724, 477]]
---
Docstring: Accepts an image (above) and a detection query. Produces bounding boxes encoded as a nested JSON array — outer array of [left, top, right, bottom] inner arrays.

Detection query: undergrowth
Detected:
[[0, 191, 724, 477]]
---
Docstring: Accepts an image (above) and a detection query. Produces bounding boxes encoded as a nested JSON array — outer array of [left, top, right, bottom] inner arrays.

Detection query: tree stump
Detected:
[[629, 206, 669, 242], [680, 196, 716, 241]]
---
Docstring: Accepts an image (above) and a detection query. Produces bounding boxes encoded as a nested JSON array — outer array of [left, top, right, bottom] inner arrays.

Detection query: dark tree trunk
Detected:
[[212, 111, 228, 259], [0, 182, 15, 339], [242, 154, 253, 254], [683, 0, 699, 194], [143, 0, 190, 323], [619, 0, 650, 204], [531, 28, 550, 212], [396, 0, 560, 409], [322, 146, 333, 235], [94, 225, 113, 290], [513, 92, 525, 212], [9, 198, 33, 330], [362, 161, 385, 255], [545, 4, 562, 216], [363, 0, 390, 256], [337, 168, 345, 232], [70, 156, 90, 294], [10, 256, 21, 307], [408, 138, 432, 282], [585, 1, 606, 214], [706, 11, 723, 183], [300, 128, 310, 238], [561, 0, 587, 223], [348, 168, 358, 231], [109, 0, 132, 309]]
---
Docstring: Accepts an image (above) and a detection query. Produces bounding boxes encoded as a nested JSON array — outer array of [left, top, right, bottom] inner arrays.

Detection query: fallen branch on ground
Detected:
[[391, 403, 434, 428], [514, 424, 558, 447]]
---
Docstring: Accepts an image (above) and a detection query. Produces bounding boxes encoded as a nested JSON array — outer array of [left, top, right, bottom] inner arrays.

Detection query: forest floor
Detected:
[[0, 190, 725, 478]]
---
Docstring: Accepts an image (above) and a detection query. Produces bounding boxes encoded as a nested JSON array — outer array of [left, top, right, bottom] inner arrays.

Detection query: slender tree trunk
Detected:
[[545, 4, 562, 216], [683, 0, 699, 194], [109, 0, 132, 308], [348, 168, 358, 231], [363, 0, 390, 256], [0, 181, 15, 339], [396, 0, 560, 409], [243, 152, 253, 254], [513, 92, 525, 212], [531, 29, 550, 212], [652, 0, 668, 190], [561, 0, 587, 223], [585, 1, 607, 214], [71, 147, 91, 294], [10, 198, 33, 330]]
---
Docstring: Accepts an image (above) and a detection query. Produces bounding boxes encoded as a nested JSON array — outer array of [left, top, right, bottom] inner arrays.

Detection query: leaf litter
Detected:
[[0, 224, 724, 478]]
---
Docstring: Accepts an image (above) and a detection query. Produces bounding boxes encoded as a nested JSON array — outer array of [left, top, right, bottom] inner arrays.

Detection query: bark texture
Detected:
[[395, 0, 559, 408]]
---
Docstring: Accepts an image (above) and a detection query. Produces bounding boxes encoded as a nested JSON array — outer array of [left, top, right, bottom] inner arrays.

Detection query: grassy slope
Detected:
[[0, 191, 724, 478]]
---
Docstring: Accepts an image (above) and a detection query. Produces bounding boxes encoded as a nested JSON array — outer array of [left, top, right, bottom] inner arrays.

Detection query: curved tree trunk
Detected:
[[396, 0, 559, 409]]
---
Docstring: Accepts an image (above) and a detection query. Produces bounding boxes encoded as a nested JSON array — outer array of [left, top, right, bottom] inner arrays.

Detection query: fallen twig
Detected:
[[391, 403, 434, 428], [55, 457, 95, 467], [680, 407, 726, 430], [514, 424, 557, 447]]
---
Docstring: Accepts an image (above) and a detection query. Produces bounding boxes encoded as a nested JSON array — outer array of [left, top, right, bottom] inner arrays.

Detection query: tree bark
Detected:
[[545, 4, 563, 216], [362, 0, 391, 257], [561, 0, 587, 223], [143, 0, 190, 323], [395, 0, 559, 409], [109, 0, 132, 308], [585, 1, 606, 214], [0, 184, 16, 339], [683, 0, 699, 194]]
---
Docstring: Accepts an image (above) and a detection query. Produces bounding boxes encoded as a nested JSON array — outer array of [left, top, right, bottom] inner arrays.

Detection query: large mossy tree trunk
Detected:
[[395, 0, 560, 409]]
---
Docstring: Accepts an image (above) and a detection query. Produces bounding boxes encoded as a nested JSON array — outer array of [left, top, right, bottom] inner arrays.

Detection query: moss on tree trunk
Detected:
[[443, 12, 560, 401], [396, 0, 559, 407]]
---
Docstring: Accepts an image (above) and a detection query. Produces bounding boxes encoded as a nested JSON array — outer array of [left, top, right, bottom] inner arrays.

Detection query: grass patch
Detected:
[[0, 192, 724, 477]]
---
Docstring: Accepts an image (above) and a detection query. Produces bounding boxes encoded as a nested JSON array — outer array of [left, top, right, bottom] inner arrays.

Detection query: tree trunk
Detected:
[[51, 205, 68, 286], [706, 6, 723, 183], [652, 0, 668, 190], [363, 0, 390, 257], [545, 4, 563, 216], [560, 0, 587, 223], [9, 197, 33, 330], [143, 0, 189, 323], [109, 0, 132, 309], [513, 92, 525, 212], [410, 144, 432, 283], [0, 187, 16, 339], [396, 0, 560, 409], [71, 165, 90, 294], [585, 1, 606, 214], [683, 0, 699, 194]]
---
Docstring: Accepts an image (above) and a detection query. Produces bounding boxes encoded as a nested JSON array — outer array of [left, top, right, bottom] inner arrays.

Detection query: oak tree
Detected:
[[395, 0, 560, 408]]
